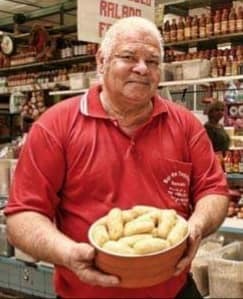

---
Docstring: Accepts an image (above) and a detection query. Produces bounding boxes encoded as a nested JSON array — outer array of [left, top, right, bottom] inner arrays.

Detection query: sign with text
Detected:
[[78, 0, 155, 43]]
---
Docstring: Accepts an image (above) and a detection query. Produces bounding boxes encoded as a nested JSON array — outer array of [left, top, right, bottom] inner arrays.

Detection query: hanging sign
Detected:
[[78, 0, 155, 43]]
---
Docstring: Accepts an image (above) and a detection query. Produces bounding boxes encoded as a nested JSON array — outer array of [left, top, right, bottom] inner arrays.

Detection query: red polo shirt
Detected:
[[5, 85, 228, 298]]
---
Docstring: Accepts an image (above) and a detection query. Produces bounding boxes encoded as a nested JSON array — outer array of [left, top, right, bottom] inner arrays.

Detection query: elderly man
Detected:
[[5, 17, 228, 299]]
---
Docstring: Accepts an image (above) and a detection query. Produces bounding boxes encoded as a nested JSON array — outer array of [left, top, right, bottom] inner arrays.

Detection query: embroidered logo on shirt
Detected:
[[163, 171, 190, 206]]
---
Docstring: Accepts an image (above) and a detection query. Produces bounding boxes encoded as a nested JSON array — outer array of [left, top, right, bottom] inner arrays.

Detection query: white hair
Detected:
[[99, 16, 164, 62]]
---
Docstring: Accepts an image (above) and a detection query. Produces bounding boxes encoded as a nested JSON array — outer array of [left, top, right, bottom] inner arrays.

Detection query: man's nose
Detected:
[[132, 59, 148, 75]]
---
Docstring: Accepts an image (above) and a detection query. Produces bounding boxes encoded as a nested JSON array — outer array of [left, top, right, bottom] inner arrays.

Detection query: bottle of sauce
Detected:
[[163, 20, 171, 43], [191, 15, 199, 39], [177, 17, 185, 41], [211, 61, 218, 77], [225, 60, 232, 76], [224, 150, 232, 173], [221, 8, 229, 34], [229, 7, 237, 33], [232, 58, 239, 75], [206, 13, 214, 37], [199, 14, 206, 38], [170, 19, 177, 42], [214, 10, 221, 36], [184, 16, 192, 40], [236, 6, 243, 32], [218, 60, 224, 76], [232, 150, 240, 173], [239, 150, 243, 173]]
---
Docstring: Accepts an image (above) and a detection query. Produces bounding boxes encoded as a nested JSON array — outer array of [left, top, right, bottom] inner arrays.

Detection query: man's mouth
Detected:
[[127, 80, 149, 85]]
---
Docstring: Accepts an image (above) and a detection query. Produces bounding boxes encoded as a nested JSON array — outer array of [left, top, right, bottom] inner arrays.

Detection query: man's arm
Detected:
[[174, 194, 229, 275], [6, 211, 119, 287]]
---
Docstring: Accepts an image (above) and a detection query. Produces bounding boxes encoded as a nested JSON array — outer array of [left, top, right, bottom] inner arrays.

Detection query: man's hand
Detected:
[[173, 224, 202, 276], [66, 242, 120, 287]]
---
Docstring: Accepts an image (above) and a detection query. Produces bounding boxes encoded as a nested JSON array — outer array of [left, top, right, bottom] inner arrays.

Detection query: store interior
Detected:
[[0, 0, 243, 298]]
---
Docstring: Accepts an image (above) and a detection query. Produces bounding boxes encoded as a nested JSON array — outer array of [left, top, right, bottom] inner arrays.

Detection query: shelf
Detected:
[[227, 173, 243, 180], [219, 217, 243, 234], [49, 75, 243, 96], [0, 55, 95, 75], [164, 31, 243, 49], [49, 88, 87, 96], [159, 74, 243, 87], [163, 0, 232, 11], [0, 256, 55, 298], [0, 81, 70, 95]]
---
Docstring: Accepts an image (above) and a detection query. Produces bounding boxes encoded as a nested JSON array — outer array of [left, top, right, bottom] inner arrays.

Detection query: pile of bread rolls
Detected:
[[90, 205, 188, 256]]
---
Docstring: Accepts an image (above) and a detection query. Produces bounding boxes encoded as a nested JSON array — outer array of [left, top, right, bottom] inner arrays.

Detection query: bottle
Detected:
[[191, 15, 199, 39], [211, 61, 218, 77], [229, 7, 237, 33], [225, 60, 232, 76], [206, 13, 213, 37], [170, 19, 177, 42], [221, 8, 229, 34], [214, 10, 221, 35], [199, 14, 206, 38], [224, 150, 232, 173], [218, 60, 224, 76], [236, 6, 243, 32], [163, 20, 171, 43], [239, 150, 243, 173], [177, 17, 185, 41], [184, 16, 192, 40], [231, 59, 239, 75], [232, 150, 240, 173]]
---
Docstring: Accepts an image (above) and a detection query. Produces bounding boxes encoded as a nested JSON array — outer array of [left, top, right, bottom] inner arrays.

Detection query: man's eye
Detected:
[[146, 60, 159, 66], [121, 55, 134, 61]]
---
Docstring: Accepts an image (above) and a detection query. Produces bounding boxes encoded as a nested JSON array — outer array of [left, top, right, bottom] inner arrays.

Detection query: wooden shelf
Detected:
[[0, 81, 70, 95], [0, 55, 95, 75], [49, 88, 87, 96], [49, 75, 243, 96], [164, 31, 243, 49], [159, 74, 243, 87]]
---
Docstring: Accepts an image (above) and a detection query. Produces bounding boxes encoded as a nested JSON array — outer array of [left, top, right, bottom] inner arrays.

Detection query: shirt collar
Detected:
[[79, 85, 169, 119]]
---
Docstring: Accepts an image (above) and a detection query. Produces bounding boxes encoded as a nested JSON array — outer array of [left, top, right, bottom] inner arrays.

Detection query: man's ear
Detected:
[[96, 49, 105, 74]]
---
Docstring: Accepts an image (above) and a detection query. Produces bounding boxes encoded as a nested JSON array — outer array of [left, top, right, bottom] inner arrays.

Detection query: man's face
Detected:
[[97, 31, 161, 106], [211, 107, 225, 122]]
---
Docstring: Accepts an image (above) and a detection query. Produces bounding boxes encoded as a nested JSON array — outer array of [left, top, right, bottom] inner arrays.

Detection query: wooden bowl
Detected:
[[88, 216, 189, 288]]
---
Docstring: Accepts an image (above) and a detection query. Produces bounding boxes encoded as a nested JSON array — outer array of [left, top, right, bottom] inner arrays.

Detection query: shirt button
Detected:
[[113, 120, 118, 126]]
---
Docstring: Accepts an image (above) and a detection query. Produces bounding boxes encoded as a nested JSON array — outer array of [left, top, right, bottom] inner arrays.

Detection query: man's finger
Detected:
[[80, 267, 120, 287]]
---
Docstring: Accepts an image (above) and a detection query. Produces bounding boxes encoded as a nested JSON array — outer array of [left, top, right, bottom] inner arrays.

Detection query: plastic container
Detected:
[[69, 72, 88, 90], [181, 59, 211, 80]]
